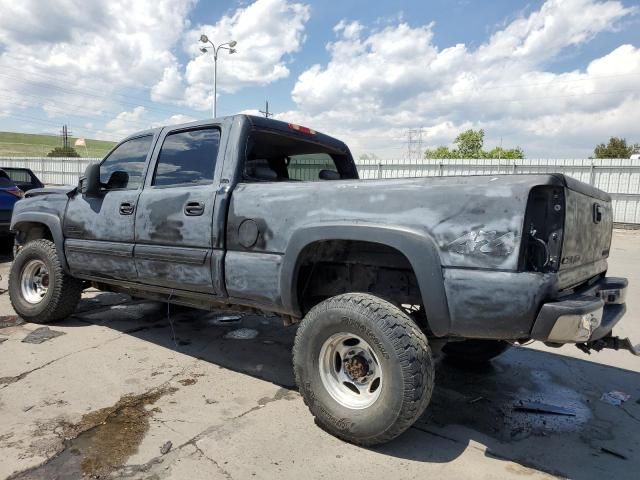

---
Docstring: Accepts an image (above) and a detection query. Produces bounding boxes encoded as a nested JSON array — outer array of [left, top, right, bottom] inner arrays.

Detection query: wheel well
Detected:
[[295, 240, 425, 321], [14, 222, 54, 245]]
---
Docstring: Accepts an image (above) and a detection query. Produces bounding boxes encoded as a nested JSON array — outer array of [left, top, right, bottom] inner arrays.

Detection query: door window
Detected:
[[100, 135, 152, 190], [152, 128, 220, 187]]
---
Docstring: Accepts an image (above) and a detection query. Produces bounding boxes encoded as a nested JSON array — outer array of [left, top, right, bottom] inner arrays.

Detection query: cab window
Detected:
[[152, 128, 220, 187], [100, 135, 152, 190]]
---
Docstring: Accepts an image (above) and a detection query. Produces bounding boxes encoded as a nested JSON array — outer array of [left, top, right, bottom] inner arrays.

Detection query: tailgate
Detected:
[[560, 177, 612, 274]]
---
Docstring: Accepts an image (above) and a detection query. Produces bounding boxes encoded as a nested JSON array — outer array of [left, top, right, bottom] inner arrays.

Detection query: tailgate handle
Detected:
[[593, 203, 603, 224]]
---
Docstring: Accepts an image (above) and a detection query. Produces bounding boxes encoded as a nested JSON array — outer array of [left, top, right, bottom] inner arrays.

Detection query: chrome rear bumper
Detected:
[[531, 277, 628, 343]]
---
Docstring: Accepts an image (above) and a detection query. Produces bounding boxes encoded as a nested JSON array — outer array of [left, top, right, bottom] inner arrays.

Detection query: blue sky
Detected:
[[0, 0, 638, 158], [187, 0, 543, 116]]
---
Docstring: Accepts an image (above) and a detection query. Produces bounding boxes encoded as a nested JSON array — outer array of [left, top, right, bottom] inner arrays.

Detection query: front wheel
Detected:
[[9, 239, 83, 323], [293, 293, 434, 446]]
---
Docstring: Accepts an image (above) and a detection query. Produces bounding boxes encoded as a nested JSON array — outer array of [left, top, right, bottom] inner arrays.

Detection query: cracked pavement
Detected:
[[0, 230, 639, 479]]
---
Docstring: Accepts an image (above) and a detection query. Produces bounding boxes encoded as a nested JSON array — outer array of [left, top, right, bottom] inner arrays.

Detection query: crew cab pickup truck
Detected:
[[8, 115, 636, 445]]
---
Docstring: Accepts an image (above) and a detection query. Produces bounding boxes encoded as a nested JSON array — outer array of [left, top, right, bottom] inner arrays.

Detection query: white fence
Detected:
[[1, 156, 639, 224]]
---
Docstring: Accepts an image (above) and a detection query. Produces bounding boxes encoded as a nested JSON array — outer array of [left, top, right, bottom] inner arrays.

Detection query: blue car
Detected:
[[0, 168, 43, 237]]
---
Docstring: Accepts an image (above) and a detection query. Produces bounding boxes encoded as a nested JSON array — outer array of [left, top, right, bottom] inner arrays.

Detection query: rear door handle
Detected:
[[119, 202, 134, 215], [184, 201, 205, 216]]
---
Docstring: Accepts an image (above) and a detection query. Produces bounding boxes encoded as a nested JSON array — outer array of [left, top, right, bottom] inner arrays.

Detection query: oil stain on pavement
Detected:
[[10, 386, 178, 479]]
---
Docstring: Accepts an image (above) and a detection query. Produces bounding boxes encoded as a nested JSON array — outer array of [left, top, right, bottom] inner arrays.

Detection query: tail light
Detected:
[[522, 186, 564, 272], [288, 123, 316, 135]]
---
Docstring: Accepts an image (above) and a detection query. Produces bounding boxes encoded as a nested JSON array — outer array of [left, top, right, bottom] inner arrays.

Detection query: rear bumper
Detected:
[[531, 277, 628, 343]]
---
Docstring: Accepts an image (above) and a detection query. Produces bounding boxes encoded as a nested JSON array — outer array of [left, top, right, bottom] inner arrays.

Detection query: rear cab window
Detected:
[[242, 129, 357, 183]]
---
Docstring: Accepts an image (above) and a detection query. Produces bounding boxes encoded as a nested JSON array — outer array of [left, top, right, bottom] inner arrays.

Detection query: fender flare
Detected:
[[280, 223, 451, 336], [11, 212, 69, 273]]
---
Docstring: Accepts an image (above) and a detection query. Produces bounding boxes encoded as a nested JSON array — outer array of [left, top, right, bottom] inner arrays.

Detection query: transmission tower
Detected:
[[405, 127, 424, 160], [60, 124, 72, 148]]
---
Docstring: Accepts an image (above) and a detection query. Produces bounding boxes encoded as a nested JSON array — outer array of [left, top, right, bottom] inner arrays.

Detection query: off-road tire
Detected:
[[293, 293, 434, 446], [9, 239, 83, 323], [442, 339, 511, 364]]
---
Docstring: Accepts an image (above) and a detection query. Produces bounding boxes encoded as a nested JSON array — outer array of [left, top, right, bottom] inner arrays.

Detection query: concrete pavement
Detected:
[[1, 230, 639, 479]]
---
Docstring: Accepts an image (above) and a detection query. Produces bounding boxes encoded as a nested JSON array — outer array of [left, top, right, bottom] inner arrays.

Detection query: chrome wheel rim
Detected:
[[20, 259, 50, 304], [319, 332, 383, 409]]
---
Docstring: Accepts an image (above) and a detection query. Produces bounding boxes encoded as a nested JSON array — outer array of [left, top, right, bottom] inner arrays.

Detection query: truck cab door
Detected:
[[63, 134, 156, 280], [134, 126, 225, 294]]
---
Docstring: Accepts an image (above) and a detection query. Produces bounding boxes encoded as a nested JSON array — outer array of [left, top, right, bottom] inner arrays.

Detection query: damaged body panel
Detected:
[[9, 114, 632, 350]]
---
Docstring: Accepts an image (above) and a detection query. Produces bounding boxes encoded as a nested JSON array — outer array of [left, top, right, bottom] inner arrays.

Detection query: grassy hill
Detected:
[[0, 131, 115, 158]]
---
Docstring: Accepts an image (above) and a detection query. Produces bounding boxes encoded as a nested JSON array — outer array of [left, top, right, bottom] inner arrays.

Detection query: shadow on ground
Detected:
[[48, 293, 640, 480]]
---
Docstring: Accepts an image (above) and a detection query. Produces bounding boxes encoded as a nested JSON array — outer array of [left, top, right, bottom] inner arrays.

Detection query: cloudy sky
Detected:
[[0, 0, 638, 158]]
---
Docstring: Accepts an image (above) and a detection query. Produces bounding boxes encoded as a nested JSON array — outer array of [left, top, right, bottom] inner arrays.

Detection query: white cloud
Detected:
[[100, 107, 198, 139], [152, 0, 311, 110], [103, 106, 149, 139], [0, 0, 311, 137], [0, 0, 196, 132], [286, 0, 639, 158]]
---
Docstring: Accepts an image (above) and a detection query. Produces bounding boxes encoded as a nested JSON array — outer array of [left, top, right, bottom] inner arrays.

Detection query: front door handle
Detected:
[[184, 201, 205, 216], [119, 202, 134, 215]]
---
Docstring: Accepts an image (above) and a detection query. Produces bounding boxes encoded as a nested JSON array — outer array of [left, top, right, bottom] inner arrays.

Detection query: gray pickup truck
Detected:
[[8, 115, 636, 445]]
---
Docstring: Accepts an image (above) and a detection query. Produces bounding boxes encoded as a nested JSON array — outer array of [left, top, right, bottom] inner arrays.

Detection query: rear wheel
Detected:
[[9, 239, 83, 323], [442, 339, 511, 364], [293, 293, 434, 446]]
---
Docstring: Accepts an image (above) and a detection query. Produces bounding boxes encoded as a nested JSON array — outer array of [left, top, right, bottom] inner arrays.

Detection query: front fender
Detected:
[[280, 223, 451, 336], [11, 211, 69, 273]]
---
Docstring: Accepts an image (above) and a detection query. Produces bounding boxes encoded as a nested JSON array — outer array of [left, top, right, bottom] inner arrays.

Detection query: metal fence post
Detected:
[[589, 160, 596, 186], [377, 162, 383, 179]]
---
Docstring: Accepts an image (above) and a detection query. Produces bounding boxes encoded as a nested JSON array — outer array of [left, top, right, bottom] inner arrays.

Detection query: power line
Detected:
[[0, 65, 194, 113], [2, 64, 638, 107], [0, 70, 190, 118], [0, 96, 161, 132]]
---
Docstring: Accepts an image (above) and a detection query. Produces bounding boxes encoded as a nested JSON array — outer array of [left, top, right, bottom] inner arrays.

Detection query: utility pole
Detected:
[[259, 100, 273, 118]]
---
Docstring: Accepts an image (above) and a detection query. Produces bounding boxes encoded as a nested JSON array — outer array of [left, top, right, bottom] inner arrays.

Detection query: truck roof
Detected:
[[119, 114, 349, 154]]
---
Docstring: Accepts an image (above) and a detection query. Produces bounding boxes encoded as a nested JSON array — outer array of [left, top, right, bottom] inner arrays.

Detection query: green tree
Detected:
[[47, 146, 80, 157], [424, 129, 524, 159], [483, 146, 524, 159], [593, 137, 634, 158], [423, 145, 458, 159], [454, 129, 485, 158]]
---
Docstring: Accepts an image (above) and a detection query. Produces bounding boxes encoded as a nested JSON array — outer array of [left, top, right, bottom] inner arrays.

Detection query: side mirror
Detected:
[[80, 163, 101, 196]]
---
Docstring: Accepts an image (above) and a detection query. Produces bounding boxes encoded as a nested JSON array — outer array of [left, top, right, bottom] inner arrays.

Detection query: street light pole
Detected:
[[213, 49, 217, 118], [199, 34, 237, 118]]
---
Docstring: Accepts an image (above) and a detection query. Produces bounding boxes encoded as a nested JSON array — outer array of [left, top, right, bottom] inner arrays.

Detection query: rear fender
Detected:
[[280, 224, 451, 336]]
